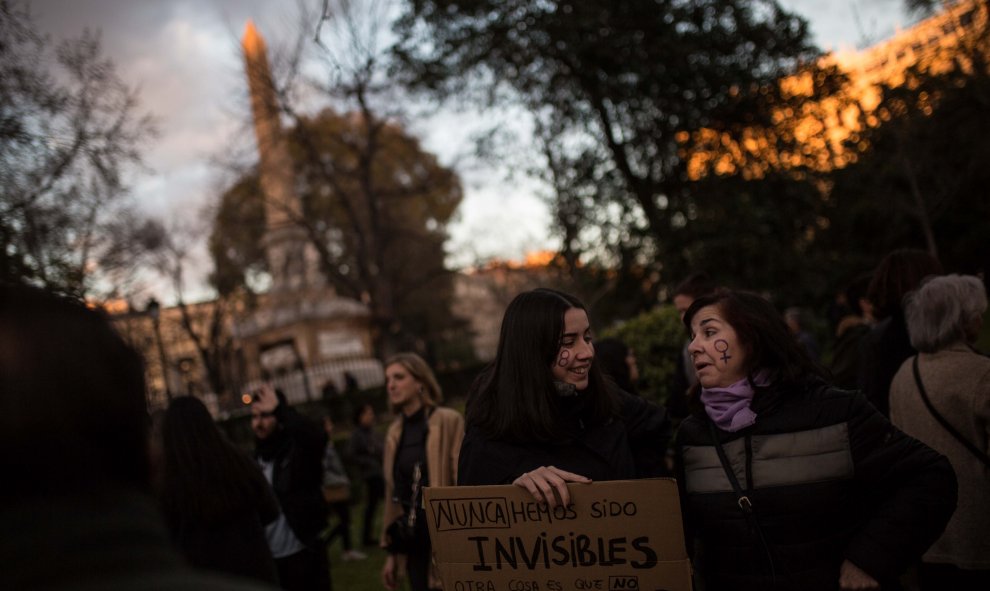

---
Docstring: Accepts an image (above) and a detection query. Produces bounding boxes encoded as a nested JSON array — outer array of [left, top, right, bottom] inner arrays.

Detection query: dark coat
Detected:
[[676, 378, 957, 591], [256, 404, 328, 547], [859, 313, 915, 416], [347, 424, 385, 480], [459, 389, 670, 485], [829, 319, 871, 390]]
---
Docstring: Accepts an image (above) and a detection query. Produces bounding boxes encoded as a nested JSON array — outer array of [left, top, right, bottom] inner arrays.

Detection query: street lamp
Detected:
[[146, 298, 172, 401]]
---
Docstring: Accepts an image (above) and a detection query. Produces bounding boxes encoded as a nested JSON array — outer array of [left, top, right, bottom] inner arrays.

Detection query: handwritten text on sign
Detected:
[[424, 479, 691, 591], [431, 497, 654, 571]]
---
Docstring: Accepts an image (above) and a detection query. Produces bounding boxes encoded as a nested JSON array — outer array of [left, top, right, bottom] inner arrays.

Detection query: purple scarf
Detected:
[[700, 372, 770, 432]]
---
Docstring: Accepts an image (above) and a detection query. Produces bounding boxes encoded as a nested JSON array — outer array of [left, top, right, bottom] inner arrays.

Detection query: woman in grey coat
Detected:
[[891, 274, 990, 590]]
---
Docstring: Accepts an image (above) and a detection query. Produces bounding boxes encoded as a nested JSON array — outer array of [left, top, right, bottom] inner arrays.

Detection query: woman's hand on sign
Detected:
[[381, 553, 407, 590], [839, 559, 880, 590], [512, 466, 591, 508]]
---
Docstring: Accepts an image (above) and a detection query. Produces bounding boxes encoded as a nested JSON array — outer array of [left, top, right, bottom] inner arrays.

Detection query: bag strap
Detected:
[[707, 420, 776, 582], [707, 420, 753, 513], [912, 355, 990, 469]]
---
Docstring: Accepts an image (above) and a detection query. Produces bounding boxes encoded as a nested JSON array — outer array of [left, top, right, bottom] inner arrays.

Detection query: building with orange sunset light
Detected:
[[684, 0, 988, 180]]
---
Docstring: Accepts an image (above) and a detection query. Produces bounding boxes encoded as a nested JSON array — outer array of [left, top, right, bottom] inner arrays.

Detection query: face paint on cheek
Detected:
[[557, 348, 571, 367], [714, 339, 731, 364]]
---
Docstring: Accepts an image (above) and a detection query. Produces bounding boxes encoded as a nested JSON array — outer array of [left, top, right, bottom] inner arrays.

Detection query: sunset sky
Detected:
[[28, 0, 917, 296]]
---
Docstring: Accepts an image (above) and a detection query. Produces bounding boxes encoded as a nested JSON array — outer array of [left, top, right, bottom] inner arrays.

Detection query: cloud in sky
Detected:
[[27, 0, 915, 293]]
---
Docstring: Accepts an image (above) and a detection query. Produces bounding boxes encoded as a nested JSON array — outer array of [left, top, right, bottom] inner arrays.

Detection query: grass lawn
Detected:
[[325, 496, 402, 591]]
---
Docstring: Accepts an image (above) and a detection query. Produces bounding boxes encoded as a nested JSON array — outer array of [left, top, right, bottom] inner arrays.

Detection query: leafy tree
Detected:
[[0, 0, 156, 298], [821, 13, 990, 280], [602, 304, 685, 406], [391, 0, 842, 303], [210, 109, 465, 358]]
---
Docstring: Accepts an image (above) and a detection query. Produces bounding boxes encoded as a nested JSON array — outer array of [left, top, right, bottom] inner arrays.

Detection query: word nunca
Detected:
[[432, 498, 579, 531]]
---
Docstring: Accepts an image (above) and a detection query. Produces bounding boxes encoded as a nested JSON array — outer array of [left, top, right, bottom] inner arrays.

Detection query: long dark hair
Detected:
[[159, 396, 267, 524], [683, 289, 827, 389], [466, 288, 618, 443]]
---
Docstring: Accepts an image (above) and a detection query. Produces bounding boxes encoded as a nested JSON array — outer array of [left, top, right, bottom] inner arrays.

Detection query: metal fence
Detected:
[[232, 356, 386, 413]]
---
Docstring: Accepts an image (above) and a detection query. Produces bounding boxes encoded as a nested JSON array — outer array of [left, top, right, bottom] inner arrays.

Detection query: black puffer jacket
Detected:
[[459, 389, 670, 485], [676, 378, 956, 591]]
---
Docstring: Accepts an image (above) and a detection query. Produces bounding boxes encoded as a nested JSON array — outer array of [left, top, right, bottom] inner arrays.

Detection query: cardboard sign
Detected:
[[423, 478, 692, 591]]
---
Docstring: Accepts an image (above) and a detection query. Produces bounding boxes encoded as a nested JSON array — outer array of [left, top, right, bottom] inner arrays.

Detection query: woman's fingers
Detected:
[[512, 471, 545, 504], [548, 466, 592, 483], [512, 466, 591, 507]]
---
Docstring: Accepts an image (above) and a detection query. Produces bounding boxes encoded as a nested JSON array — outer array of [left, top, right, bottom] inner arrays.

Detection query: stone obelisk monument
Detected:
[[242, 21, 323, 294]]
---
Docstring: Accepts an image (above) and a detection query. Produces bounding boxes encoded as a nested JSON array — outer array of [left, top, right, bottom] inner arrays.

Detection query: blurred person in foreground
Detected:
[[158, 396, 279, 584], [860, 249, 943, 416], [380, 353, 464, 591], [890, 275, 990, 590], [251, 385, 331, 591], [458, 288, 670, 501], [0, 283, 272, 590], [676, 289, 956, 591]]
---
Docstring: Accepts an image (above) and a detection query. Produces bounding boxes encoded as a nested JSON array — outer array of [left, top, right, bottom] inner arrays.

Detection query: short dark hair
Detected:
[[674, 272, 717, 300], [466, 288, 618, 443], [351, 401, 375, 426], [867, 249, 942, 320], [684, 289, 827, 388], [0, 283, 149, 500]]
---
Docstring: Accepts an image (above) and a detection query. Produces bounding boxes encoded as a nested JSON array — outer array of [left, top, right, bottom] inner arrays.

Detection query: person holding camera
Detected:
[[252, 385, 331, 591], [379, 353, 464, 591]]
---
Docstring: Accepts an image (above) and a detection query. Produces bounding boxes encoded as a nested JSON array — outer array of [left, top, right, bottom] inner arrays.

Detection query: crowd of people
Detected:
[[2, 246, 987, 591]]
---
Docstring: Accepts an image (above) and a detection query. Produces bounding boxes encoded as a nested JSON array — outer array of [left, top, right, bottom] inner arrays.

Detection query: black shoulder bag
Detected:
[[911, 355, 990, 469], [707, 420, 777, 583]]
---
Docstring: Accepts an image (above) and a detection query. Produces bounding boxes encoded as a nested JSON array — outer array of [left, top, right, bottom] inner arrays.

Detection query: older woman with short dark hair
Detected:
[[891, 275, 990, 590], [676, 288, 956, 591]]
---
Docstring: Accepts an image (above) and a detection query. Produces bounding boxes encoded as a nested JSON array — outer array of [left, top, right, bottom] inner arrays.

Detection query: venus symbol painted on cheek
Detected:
[[714, 339, 731, 364], [557, 348, 571, 367]]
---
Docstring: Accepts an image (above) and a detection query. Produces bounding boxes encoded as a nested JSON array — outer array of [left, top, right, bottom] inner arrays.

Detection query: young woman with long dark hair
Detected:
[[459, 288, 670, 505]]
